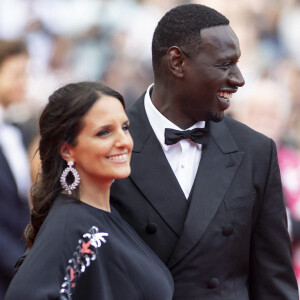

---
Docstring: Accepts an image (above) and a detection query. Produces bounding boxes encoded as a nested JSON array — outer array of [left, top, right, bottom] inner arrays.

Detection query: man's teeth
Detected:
[[109, 154, 127, 161], [218, 91, 232, 99]]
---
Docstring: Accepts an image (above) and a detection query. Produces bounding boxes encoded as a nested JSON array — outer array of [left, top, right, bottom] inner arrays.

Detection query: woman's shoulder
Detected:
[[38, 195, 81, 236], [45, 194, 99, 228], [31, 194, 106, 253], [49, 193, 81, 214]]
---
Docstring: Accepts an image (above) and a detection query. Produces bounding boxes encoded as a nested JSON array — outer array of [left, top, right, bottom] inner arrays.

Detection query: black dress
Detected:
[[5, 195, 174, 299]]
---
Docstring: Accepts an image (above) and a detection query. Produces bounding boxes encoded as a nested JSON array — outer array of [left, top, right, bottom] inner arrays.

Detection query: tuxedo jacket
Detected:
[[0, 143, 30, 298], [111, 94, 298, 299]]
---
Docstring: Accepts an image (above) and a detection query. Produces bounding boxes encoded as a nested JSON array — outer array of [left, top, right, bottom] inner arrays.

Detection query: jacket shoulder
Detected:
[[222, 115, 273, 145]]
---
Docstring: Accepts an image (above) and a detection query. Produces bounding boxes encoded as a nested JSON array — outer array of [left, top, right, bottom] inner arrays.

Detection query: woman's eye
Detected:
[[97, 129, 110, 137], [122, 124, 129, 131]]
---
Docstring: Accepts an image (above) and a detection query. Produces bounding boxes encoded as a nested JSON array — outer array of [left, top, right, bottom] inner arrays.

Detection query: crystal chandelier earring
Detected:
[[60, 161, 80, 194]]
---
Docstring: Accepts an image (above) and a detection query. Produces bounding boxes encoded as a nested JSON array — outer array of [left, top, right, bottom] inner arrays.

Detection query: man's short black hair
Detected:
[[152, 4, 229, 68]]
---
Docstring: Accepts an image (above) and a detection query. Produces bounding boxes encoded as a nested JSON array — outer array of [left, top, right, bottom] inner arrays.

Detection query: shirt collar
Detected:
[[144, 84, 205, 151]]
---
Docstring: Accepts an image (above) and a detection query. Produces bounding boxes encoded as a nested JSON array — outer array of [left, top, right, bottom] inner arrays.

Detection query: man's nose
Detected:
[[229, 66, 245, 87]]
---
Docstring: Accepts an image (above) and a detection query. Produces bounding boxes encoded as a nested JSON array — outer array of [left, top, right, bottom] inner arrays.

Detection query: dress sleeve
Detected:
[[5, 204, 79, 300], [59, 226, 108, 300]]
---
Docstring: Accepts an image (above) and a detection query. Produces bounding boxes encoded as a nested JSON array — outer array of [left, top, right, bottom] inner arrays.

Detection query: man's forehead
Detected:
[[201, 25, 234, 41], [200, 25, 240, 51]]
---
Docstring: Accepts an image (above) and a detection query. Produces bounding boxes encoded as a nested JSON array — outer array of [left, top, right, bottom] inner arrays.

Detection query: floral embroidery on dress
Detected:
[[59, 226, 108, 300]]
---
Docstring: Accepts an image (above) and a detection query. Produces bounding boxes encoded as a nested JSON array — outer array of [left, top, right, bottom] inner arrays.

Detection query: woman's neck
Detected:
[[78, 180, 112, 212]]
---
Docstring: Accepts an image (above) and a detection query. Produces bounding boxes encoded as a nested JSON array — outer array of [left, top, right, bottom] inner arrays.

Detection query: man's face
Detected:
[[181, 25, 245, 123], [0, 53, 28, 107]]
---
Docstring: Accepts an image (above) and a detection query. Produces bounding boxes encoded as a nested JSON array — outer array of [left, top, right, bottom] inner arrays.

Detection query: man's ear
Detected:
[[60, 141, 74, 161], [166, 46, 186, 78]]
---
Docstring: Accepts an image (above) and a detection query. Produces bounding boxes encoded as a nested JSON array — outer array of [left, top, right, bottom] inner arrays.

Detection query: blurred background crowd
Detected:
[[1, 0, 300, 298]]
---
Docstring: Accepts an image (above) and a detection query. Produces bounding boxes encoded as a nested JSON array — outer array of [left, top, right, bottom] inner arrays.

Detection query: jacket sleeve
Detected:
[[249, 139, 299, 299]]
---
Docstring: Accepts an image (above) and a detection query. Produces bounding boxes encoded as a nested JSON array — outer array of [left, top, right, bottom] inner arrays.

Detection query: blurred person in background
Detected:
[[271, 58, 300, 150], [0, 39, 31, 299], [235, 78, 300, 295]]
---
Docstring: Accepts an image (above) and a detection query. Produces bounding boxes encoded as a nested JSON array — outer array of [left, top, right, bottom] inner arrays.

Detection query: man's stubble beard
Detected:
[[208, 111, 224, 123]]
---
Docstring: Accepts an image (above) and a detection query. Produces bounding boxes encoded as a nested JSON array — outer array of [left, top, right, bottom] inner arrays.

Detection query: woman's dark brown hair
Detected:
[[23, 81, 125, 248]]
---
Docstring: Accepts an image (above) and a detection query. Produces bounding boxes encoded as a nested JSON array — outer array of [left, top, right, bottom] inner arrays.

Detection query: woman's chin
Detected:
[[113, 169, 131, 180]]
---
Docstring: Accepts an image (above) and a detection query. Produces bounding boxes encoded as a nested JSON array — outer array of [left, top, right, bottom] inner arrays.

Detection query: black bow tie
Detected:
[[165, 128, 209, 145]]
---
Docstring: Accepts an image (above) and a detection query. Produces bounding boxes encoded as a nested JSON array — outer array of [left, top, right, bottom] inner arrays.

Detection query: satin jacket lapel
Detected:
[[127, 96, 189, 236], [168, 118, 245, 268]]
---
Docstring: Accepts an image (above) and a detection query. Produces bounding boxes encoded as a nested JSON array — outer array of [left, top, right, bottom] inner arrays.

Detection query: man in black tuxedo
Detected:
[[0, 39, 31, 298], [111, 4, 299, 299]]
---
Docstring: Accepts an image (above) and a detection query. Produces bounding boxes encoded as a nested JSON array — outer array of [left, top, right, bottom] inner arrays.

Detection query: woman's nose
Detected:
[[115, 130, 133, 149]]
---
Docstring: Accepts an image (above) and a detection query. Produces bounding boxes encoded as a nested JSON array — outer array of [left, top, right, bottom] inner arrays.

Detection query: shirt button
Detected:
[[146, 223, 157, 234], [223, 224, 233, 236], [207, 278, 220, 289]]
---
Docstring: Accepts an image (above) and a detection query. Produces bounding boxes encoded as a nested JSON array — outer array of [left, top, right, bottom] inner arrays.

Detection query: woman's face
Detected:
[[66, 96, 133, 186]]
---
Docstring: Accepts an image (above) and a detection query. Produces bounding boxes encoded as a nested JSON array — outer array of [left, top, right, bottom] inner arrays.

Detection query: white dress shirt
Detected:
[[144, 84, 205, 199], [0, 107, 31, 199]]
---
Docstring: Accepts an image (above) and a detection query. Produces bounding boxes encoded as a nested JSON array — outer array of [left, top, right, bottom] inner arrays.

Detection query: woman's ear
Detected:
[[60, 141, 74, 161]]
